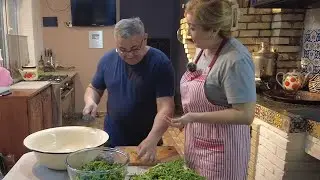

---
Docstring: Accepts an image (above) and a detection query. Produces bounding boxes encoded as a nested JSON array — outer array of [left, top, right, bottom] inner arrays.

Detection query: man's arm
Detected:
[[137, 55, 175, 160], [83, 55, 107, 117], [84, 83, 105, 105], [146, 58, 176, 142], [146, 96, 175, 143]]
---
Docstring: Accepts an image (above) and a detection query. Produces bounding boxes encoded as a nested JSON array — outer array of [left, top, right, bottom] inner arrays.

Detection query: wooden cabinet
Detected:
[[28, 94, 43, 133], [0, 86, 53, 161], [40, 87, 53, 130]]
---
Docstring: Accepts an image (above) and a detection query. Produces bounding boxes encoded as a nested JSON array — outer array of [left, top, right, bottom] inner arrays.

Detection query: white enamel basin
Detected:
[[23, 126, 109, 170]]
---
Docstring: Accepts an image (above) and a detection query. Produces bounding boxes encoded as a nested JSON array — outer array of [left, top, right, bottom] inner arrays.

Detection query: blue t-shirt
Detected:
[[91, 47, 175, 147]]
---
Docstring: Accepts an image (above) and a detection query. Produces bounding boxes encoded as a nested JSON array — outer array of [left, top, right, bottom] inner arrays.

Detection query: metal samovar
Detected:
[[252, 42, 279, 90]]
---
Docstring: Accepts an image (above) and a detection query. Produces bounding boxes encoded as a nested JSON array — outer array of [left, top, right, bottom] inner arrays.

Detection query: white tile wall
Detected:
[[252, 118, 320, 180]]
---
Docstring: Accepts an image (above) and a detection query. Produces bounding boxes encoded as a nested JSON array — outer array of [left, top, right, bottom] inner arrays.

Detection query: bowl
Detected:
[[66, 147, 129, 180], [23, 126, 109, 170]]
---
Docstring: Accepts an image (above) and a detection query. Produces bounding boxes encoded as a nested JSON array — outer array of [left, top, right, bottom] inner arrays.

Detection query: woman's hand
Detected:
[[165, 113, 197, 130]]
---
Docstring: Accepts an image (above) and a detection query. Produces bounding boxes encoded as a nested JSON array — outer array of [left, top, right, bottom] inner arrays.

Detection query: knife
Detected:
[[82, 114, 95, 121]]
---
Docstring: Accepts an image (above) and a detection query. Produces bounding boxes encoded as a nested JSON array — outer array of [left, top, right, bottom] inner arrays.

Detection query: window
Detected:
[[5, 0, 19, 35], [0, 0, 20, 69], [0, 0, 7, 67]]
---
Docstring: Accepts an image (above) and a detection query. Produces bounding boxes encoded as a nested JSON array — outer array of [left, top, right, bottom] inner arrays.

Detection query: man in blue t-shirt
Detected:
[[83, 17, 175, 162]]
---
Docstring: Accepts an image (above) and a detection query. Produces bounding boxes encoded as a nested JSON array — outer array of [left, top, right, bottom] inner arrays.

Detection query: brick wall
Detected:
[[252, 118, 320, 180], [234, 8, 305, 73], [179, 8, 306, 73]]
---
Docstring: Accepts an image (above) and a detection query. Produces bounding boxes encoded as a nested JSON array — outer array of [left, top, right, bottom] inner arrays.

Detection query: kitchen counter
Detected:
[[3, 152, 147, 180], [256, 94, 320, 136], [5, 70, 78, 98], [255, 93, 320, 159], [251, 93, 320, 179], [2, 81, 52, 98]]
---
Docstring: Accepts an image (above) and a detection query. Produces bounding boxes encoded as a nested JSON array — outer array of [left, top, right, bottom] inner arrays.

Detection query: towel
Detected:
[[0, 67, 13, 87], [0, 87, 10, 96]]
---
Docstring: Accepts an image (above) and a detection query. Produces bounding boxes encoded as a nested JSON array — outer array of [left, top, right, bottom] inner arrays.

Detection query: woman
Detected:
[[168, 0, 256, 179]]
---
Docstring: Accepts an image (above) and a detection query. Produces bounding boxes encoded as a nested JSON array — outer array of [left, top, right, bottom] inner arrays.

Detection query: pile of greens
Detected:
[[76, 160, 125, 180], [131, 159, 205, 180]]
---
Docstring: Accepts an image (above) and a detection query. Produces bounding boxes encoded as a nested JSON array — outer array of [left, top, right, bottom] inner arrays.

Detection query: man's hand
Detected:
[[83, 84, 104, 119], [82, 98, 98, 118], [136, 97, 174, 163], [137, 137, 158, 163]]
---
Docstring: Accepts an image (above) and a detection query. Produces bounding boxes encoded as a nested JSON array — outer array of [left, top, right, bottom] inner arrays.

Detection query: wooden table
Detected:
[[3, 146, 180, 180]]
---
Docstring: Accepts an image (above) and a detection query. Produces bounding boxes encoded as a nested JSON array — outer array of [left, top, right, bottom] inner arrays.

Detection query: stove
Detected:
[[37, 75, 68, 83], [36, 74, 74, 126]]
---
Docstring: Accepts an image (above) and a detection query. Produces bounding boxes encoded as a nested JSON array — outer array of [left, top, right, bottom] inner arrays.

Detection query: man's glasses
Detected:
[[116, 39, 145, 55]]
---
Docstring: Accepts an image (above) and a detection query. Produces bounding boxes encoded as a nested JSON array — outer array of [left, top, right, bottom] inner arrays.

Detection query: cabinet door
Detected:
[[0, 98, 29, 160], [42, 87, 53, 129], [28, 94, 43, 133]]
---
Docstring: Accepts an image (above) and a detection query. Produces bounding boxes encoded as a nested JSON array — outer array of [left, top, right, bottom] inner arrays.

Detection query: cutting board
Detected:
[[10, 81, 50, 90], [117, 146, 180, 166]]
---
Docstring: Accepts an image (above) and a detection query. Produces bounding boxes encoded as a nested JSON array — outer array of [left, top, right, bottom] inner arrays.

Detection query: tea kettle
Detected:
[[18, 66, 39, 81], [276, 70, 310, 91]]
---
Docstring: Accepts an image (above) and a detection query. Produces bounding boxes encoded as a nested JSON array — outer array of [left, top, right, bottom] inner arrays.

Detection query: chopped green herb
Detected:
[[131, 159, 205, 180], [76, 160, 125, 180]]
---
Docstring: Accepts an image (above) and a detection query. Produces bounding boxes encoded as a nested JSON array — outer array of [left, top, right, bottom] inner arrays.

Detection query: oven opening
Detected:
[[61, 82, 75, 125]]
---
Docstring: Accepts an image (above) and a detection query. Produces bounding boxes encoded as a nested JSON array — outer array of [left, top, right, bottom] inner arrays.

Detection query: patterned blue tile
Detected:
[[301, 29, 320, 74]]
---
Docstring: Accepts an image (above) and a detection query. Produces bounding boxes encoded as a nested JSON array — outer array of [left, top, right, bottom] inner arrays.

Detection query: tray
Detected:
[[262, 89, 320, 105]]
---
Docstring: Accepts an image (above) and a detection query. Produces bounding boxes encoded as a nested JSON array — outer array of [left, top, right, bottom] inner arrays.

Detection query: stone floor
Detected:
[[65, 114, 185, 155]]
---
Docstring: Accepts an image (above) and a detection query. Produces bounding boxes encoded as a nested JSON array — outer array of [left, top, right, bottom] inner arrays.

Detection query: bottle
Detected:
[[0, 49, 4, 67], [38, 55, 44, 74]]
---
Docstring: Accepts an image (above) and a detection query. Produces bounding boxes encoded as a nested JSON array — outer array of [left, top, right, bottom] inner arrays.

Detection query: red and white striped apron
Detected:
[[181, 39, 250, 180]]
